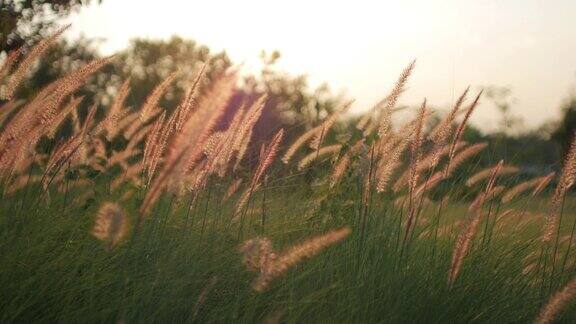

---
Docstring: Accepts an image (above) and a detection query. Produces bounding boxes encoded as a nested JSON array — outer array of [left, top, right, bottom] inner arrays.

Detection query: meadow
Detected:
[[1, 28, 576, 323]]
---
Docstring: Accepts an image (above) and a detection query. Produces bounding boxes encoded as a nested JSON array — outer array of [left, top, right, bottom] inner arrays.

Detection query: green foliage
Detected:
[[553, 95, 576, 161], [484, 85, 523, 134], [0, 0, 100, 53], [468, 130, 559, 170]]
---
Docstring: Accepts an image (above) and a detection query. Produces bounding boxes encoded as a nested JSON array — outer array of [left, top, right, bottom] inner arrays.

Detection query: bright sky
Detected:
[[66, 0, 576, 132]]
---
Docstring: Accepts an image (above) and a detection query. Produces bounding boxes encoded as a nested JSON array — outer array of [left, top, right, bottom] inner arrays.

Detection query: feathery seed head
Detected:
[[91, 202, 129, 249]]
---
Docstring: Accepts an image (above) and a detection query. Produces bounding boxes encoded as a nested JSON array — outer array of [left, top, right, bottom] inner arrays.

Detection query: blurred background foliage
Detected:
[[0, 0, 101, 52]]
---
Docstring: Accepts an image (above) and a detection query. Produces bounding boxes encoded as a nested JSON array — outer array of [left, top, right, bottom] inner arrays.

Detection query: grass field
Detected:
[[2, 175, 576, 323], [1, 29, 576, 323]]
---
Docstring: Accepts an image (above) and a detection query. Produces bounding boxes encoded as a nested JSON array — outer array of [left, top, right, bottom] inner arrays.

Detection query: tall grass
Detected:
[[1, 29, 576, 323]]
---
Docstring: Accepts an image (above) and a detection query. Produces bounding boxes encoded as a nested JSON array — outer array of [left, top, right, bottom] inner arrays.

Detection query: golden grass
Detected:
[[92, 202, 129, 249], [535, 276, 576, 324], [1, 25, 69, 100], [240, 227, 351, 292], [448, 160, 503, 286], [234, 129, 284, 220]]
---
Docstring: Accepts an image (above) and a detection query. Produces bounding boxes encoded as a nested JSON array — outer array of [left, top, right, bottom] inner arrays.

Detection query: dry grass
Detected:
[[91, 202, 129, 249], [240, 227, 351, 292]]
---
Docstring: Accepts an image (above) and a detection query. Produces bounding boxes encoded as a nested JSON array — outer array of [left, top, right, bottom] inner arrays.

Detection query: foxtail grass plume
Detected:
[[393, 142, 467, 192], [559, 133, 576, 191], [143, 111, 166, 181], [2, 25, 69, 100], [216, 108, 246, 174], [0, 57, 112, 173], [376, 136, 410, 193], [0, 100, 23, 126], [309, 100, 353, 150], [239, 237, 276, 272], [223, 178, 243, 202], [542, 134, 576, 243], [377, 60, 416, 138], [283, 123, 323, 164], [115, 112, 139, 136], [297, 144, 342, 170], [92, 202, 129, 249], [535, 276, 576, 324], [356, 110, 373, 132], [175, 64, 207, 132], [466, 165, 519, 187], [356, 93, 395, 132], [233, 129, 284, 220], [252, 129, 284, 188], [124, 73, 177, 139], [139, 72, 177, 123], [282, 101, 353, 164], [532, 172, 556, 197], [137, 68, 206, 192], [428, 87, 470, 166], [449, 160, 503, 286], [408, 100, 428, 194], [182, 71, 237, 173], [232, 97, 266, 168], [140, 71, 235, 218], [501, 173, 555, 203], [4, 174, 41, 195], [0, 47, 22, 83], [331, 139, 365, 187], [444, 142, 488, 175], [429, 87, 469, 144], [413, 171, 445, 197], [99, 78, 131, 140], [448, 90, 483, 162], [192, 276, 219, 321], [44, 134, 83, 177], [46, 96, 84, 138], [240, 227, 351, 292]]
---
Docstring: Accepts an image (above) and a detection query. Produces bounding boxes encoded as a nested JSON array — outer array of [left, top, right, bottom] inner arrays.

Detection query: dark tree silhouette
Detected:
[[552, 95, 576, 161]]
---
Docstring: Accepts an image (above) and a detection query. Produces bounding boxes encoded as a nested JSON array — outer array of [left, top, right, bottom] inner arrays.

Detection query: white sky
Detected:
[[66, 0, 576, 132]]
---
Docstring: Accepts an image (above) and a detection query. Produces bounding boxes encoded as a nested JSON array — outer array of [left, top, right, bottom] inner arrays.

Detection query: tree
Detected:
[[112, 36, 231, 111], [552, 94, 576, 160], [0, 0, 100, 53], [484, 85, 523, 135]]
